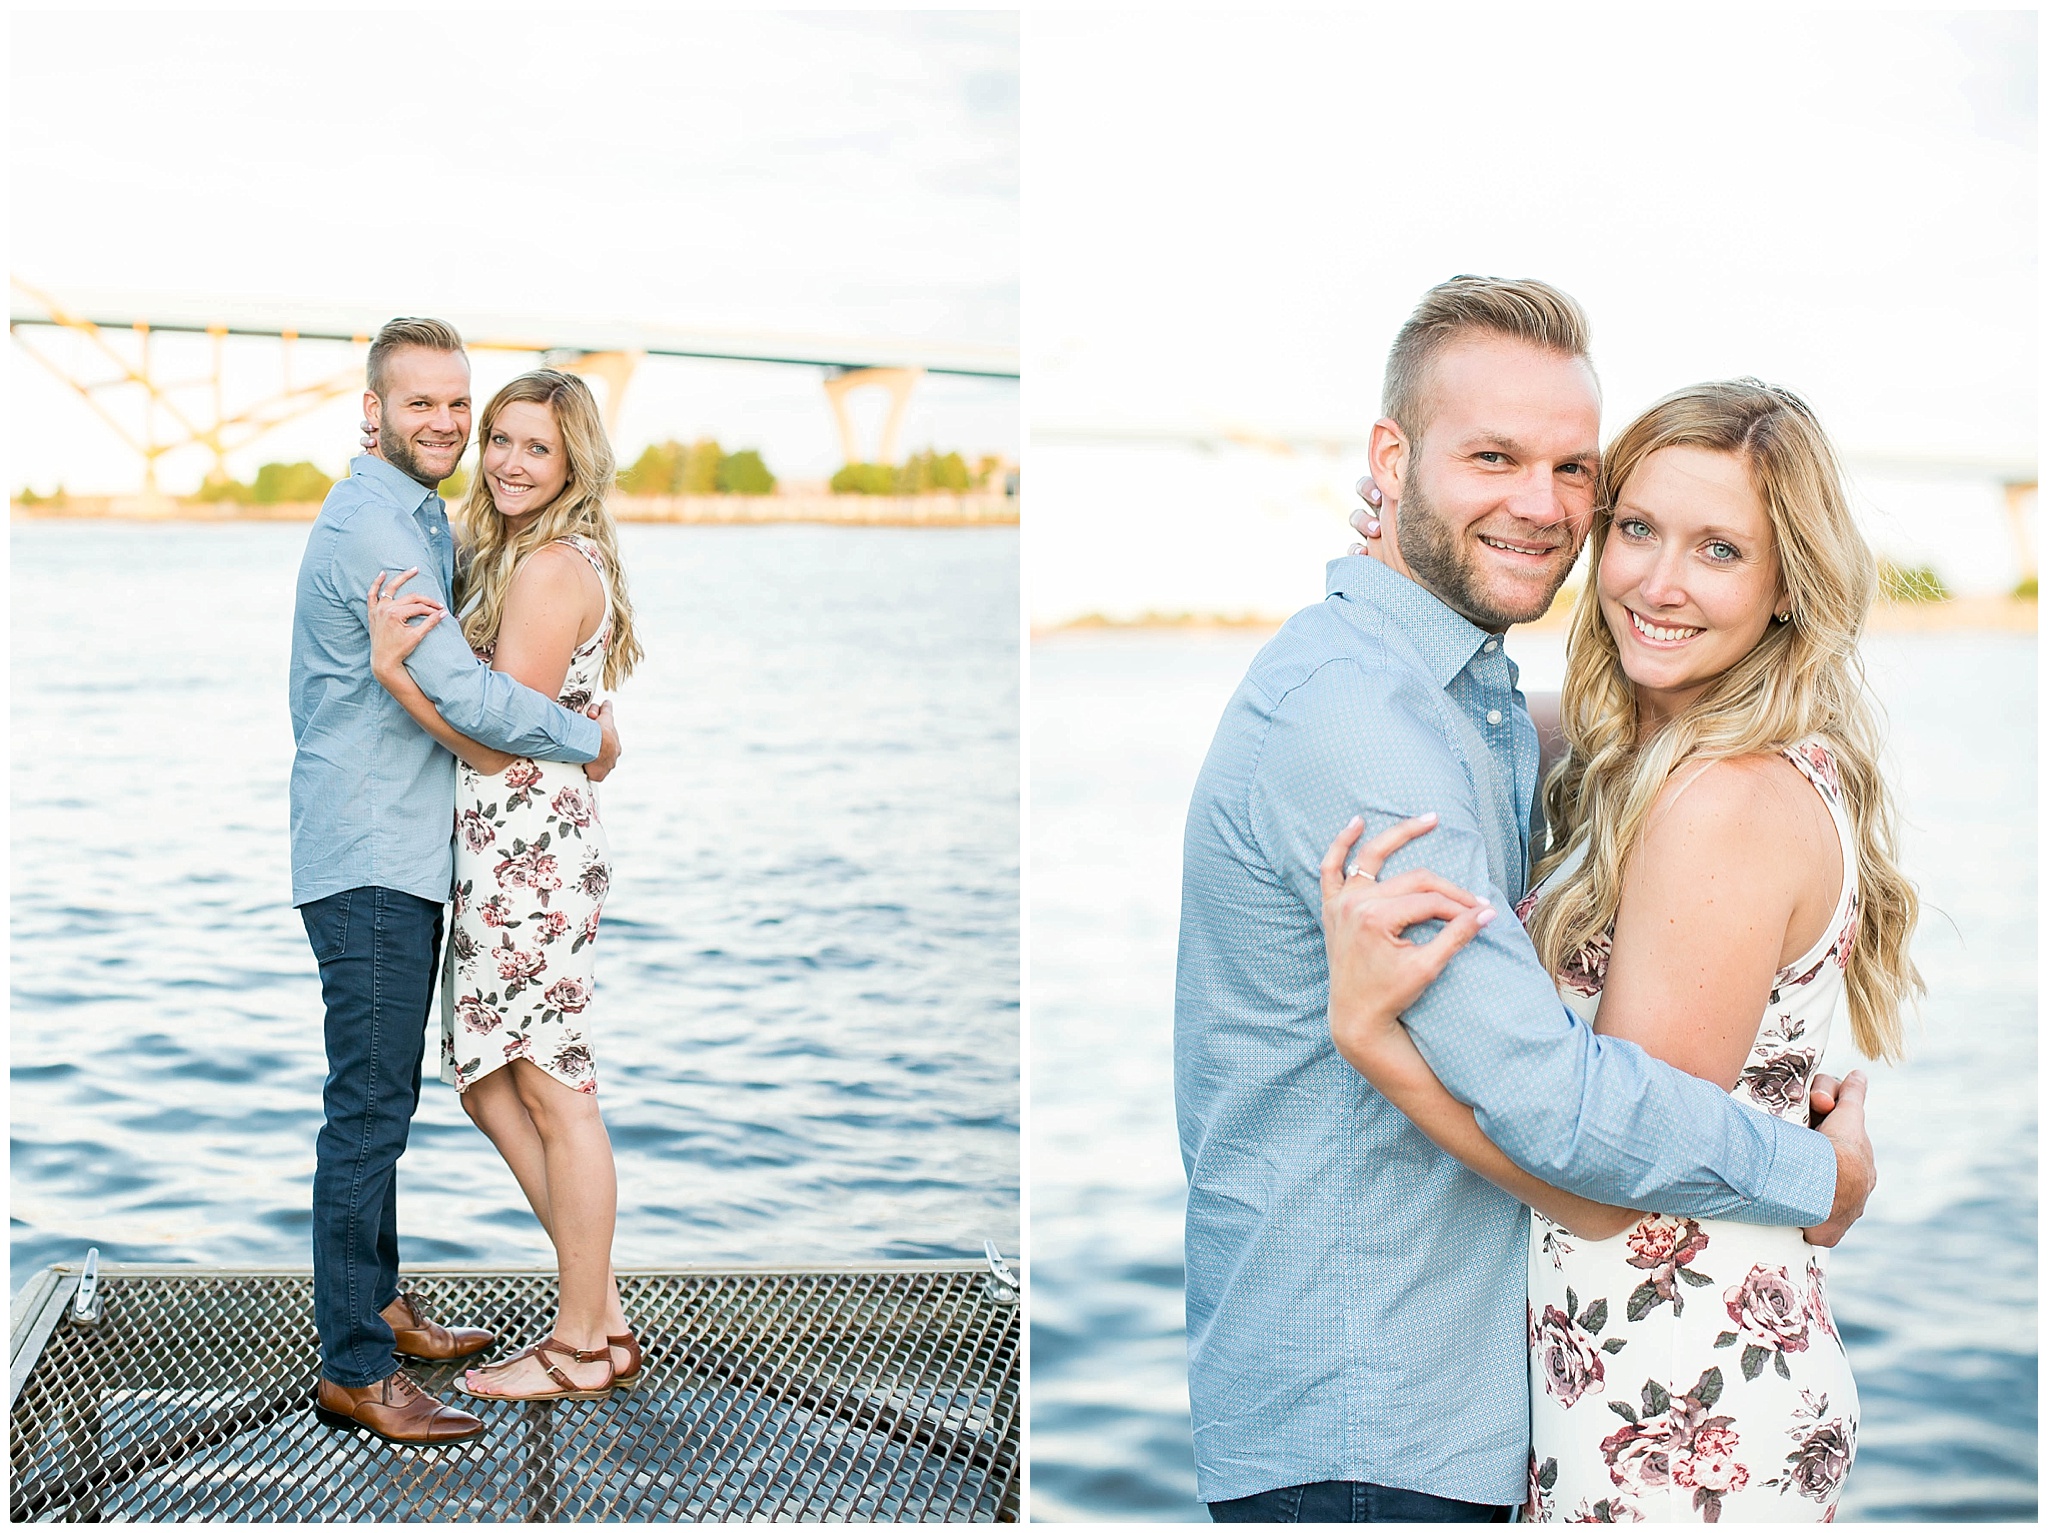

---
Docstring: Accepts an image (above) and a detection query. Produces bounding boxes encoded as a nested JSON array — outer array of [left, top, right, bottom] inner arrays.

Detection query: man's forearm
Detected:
[[1448, 1024, 1839, 1228], [401, 623, 598, 762]]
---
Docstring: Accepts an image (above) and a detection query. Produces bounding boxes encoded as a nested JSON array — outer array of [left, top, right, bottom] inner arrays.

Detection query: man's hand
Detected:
[[585, 700, 621, 782], [1802, 1069, 1874, 1247]]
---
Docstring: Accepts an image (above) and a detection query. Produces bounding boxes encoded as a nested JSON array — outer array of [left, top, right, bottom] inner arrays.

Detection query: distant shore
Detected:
[[11, 491, 1018, 528], [1037, 594, 2037, 637]]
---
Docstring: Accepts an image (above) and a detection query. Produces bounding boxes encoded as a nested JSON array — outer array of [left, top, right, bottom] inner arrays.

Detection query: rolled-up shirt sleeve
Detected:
[[1246, 654, 1836, 1227], [327, 512, 601, 764]]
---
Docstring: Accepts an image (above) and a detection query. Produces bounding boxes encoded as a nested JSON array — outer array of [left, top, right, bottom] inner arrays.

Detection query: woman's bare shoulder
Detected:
[[506, 540, 603, 608], [1642, 752, 1834, 870]]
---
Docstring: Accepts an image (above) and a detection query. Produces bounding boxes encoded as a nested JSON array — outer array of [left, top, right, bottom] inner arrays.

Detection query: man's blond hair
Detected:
[[1381, 276, 1593, 440], [367, 317, 465, 399]]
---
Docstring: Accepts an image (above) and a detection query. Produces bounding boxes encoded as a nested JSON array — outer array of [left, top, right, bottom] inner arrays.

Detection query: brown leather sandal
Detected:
[[457, 1337, 615, 1402], [608, 1332, 644, 1389]]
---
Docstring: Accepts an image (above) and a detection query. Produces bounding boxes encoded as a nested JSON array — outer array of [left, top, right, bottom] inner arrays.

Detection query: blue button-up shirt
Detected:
[[288, 454, 602, 907], [1174, 554, 1836, 1506]]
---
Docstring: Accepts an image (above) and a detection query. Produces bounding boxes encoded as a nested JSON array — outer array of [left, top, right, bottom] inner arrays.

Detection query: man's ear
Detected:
[[363, 390, 383, 429], [1368, 417, 1410, 504]]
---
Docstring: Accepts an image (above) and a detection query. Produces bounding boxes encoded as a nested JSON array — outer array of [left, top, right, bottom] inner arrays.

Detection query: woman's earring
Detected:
[[1775, 610, 1791, 623]]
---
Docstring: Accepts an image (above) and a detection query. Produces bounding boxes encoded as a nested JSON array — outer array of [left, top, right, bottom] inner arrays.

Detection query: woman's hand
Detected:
[[360, 417, 380, 454], [367, 567, 445, 679], [1347, 473, 1384, 550], [1321, 811, 1494, 1072]]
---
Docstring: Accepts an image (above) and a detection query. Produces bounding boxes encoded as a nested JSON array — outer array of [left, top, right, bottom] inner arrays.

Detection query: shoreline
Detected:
[[11, 490, 1019, 528], [1035, 594, 2038, 638]]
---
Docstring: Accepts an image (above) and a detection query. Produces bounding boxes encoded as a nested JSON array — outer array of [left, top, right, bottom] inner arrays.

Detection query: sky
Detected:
[[9, 10, 1019, 494], [1027, 10, 2037, 619]]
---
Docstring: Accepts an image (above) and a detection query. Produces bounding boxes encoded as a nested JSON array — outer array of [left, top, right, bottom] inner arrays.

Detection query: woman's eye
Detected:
[[490, 433, 507, 446], [1618, 519, 1650, 539], [1706, 541, 1739, 562]]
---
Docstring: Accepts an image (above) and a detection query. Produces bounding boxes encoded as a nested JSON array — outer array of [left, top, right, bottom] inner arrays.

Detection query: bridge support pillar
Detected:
[[823, 366, 924, 467], [544, 350, 642, 433]]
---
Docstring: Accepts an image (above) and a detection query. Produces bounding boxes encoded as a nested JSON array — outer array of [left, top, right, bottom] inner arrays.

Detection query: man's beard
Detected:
[[1394, 465, 1574, 631], [380, 418, 456, 487]]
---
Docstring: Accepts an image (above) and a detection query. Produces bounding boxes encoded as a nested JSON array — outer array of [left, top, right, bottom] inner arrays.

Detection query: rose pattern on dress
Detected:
[[1529, 1454, 1558, 1522], [1539, 1217, 1578, 1271], [1738, 1049, 1817, 1118], [1762, 1392, 1855, 1505], [439, 535, 613, 1100], [1559, 930, 1612, 999], [1599, 1367, 1748, 1521], [1797, 743, 1841, 797], [501, 758, 543, 809], [494, 838, 563, 907], [459, 808, 495, 854], [1713, 1264, 1811, 1382], [1827, 892, 1859, 969], [1623, 1215, 1715, 1321], [1532, 1288, 1621, 1407], [1565, 1497, 1644, 1523], [1803, 1259, 1838, 1345]]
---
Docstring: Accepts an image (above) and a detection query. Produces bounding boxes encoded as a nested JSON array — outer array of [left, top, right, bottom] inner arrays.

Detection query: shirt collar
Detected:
[[350, 452, 442, 516], [1325, 554, 1499, 690]]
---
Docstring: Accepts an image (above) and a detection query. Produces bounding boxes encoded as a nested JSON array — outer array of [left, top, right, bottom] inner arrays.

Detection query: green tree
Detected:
[[715, 448, 776, 495], [440, 465, 471, 502], [898, 448, 971, 493], [620, 440, 685, 495], [252, 461, 335, 504], [194, 473, 252, 504], [620, 438, 752, 495], [831, 462, 898, 494]]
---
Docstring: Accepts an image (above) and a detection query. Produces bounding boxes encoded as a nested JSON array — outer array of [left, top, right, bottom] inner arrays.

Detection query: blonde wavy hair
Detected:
[[453, 370, 642, 690], [1529, 380, 1921, 1062]]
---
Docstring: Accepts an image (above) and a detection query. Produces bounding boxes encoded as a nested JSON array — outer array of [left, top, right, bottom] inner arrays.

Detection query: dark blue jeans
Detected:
[[301, 886, 442, 1388], [1209, 1481, 1513, 1522]]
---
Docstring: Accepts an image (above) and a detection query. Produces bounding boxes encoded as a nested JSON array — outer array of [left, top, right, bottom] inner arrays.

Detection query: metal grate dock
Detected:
[[9, 1261, 1019, 1521]]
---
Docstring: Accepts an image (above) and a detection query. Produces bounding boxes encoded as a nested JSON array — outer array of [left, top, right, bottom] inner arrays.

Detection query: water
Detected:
[[11, 521, 1018, 1290], [1029, 625, 2035, 1522]]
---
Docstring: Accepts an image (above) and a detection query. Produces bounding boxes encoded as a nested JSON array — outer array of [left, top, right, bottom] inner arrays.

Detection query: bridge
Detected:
[[1033, 422, 2040, 580], [11, 280, 1019, 494]]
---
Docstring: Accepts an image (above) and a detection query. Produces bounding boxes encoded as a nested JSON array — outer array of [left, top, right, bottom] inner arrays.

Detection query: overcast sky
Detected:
[[1028, 10, 2036, 619], [11, 10, 1018, 493]]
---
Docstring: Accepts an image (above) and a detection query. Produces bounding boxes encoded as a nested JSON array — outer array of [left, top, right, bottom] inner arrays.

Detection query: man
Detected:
[[1173, 277, 1875, 1521], [289, 317, 622, 1445]]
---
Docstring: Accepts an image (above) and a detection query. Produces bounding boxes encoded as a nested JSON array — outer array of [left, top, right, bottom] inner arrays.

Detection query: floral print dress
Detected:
[[439, 535, 613, 1096], [1519, 743, 1860, 1523]]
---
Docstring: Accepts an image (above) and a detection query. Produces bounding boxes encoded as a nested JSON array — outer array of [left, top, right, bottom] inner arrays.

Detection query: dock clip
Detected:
[[982, 1239, 1019, 1306], [69, 1247, 103, 1328]]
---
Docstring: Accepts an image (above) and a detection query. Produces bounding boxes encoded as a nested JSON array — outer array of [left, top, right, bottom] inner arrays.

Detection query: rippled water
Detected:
[[1030, 625, 2035, 1523], [11, 521, 1018, 1291]]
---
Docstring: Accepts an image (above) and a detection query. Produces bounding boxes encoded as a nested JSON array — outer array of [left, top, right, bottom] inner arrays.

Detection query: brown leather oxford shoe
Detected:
[[382, 1291, 496, 1362], [314, 1371, 485, 1446]]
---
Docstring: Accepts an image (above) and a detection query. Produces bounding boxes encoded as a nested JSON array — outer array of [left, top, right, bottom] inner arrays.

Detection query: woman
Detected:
[[1324, 381, 1920, 1521], [366, 369, 647, 1401]]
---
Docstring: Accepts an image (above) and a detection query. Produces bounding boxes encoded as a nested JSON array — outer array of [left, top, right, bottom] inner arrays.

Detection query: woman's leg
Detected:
[[462, 1067, 632, 1338], [464, 1060, 625, 1395], [460, 1067, 553, 1232]]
